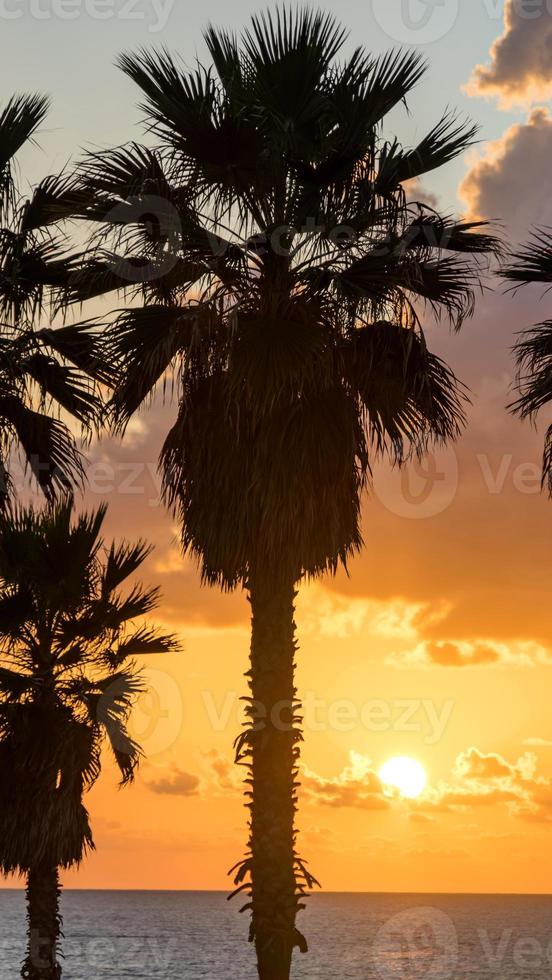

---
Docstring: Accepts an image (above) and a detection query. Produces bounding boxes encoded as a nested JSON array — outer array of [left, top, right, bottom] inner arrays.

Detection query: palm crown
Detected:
[[0, 94, 108, 505], [70, 8, 499, 588], [0, 498, 178, 876]]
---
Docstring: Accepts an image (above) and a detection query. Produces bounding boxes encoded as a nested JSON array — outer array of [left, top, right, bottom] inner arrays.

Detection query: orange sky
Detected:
[[6, 1, 552, 896]]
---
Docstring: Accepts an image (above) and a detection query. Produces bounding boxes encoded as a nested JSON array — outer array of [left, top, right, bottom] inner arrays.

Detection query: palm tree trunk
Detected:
[[22, 864, 62, 980], [243, 567, 306, 980]]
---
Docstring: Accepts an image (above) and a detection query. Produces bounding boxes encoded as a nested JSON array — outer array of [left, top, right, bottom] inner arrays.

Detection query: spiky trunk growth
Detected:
[[22, 865, 62, 980], [232, 568, 317, 980]]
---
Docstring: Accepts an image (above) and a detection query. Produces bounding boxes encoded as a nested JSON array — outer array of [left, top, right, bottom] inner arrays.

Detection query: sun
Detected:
[[378, 756, 427, 799]]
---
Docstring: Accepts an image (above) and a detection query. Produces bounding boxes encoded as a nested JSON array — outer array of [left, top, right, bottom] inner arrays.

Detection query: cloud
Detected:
[[296, 586, 449, 641], [454, 747, 521, 780], [524, 737, 552, 747], [147, 752, 244, 800], [466, 0, 552, 108], [404, 177, 439, 210], [147, 767, 200, 797], [416, 747, 552, 821], [388, 638, 552, 669], [302, 751, 390, 811], [203, 750, 243, 793], [460, 107, 552, 238], [411, 746, 549, 818]]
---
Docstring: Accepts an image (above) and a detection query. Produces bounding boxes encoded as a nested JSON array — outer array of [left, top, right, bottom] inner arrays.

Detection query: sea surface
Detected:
[[1, 890, 552, 978]]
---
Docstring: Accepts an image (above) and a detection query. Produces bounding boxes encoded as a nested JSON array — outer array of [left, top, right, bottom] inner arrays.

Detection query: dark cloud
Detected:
[[425, 641, 502, 667], [148, 767, 200, 797]]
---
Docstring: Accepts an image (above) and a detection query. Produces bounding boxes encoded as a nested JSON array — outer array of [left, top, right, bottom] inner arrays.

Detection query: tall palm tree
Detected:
[[504, 229, 552, 485], [69, 10, 499, 977], [0, 93, 107, 505], [0, 498, 178, 980]]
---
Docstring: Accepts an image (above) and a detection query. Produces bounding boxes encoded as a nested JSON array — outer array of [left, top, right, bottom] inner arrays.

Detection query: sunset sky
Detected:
[[4, 0, 552, 894]]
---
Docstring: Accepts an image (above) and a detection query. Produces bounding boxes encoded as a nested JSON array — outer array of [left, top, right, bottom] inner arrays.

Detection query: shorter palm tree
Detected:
[[504, 230, 552, 484], [0, 498, 178, 980]]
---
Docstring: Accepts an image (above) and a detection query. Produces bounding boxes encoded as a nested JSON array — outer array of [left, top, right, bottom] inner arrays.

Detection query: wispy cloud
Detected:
[[388, 639, 552, 669], [296, 586, 448, 642]]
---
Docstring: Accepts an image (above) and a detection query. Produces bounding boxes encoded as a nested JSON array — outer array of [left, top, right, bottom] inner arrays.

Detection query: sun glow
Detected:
[[379, 757, 427, 799]]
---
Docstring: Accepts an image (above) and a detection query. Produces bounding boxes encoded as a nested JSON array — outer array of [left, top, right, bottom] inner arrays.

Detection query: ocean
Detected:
[[1, 890, 552, 978]]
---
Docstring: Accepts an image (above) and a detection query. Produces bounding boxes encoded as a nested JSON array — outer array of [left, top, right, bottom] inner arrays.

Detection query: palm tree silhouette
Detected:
[[504, 229, 552, 487], [0, 94, 108, 505], [0, 498, 178, 980], [69, 9, 498, 977]]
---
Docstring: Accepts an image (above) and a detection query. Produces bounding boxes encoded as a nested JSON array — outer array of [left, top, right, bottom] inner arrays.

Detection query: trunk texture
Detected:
[[22, 865, 62, 980], [245, 568, 305, 980]]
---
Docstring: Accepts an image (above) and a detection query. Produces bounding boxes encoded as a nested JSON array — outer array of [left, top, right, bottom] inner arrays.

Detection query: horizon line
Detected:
[[1, 888, 552, 898]]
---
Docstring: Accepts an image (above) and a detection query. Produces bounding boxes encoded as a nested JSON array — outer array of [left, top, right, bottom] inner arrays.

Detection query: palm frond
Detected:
[[337, 250, 478, 328], [19, 172, 87, 232], [106, 304, 207, 426], [401, 215, 502, 258], [350, 48, 427, 128], [0, 666, 34, 699], [511, 320, 552, 419], [394, 113, 479, 183], [503, 228, 552, 287], [93, 671, 144, 785], [37, 320, 115, 386], [0, 94, 49, 215], [347, 321, 467, 459], [0, 395, 83, 499], [101, 540, 152, 597], [243, 7, 347, 72], [78, 142, 171, 200], [21, 351, 100, 426], [113, 626, 180, 662]]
